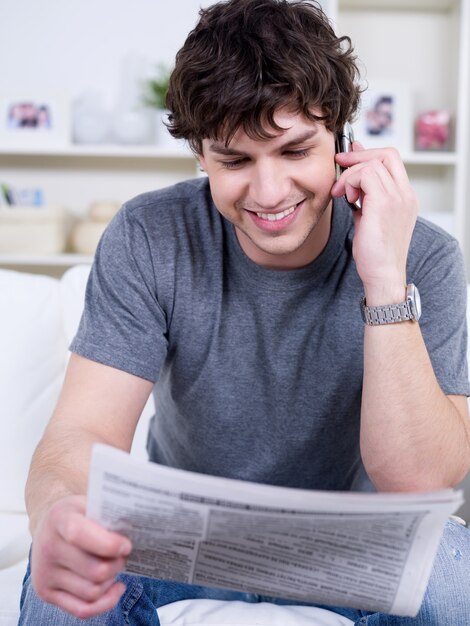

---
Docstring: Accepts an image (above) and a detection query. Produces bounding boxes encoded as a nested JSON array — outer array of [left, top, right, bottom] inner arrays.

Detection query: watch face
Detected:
[[407, 284, 422, 320]]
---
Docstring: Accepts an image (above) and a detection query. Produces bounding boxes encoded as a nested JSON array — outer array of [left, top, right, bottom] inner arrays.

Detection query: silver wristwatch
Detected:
[[361, 283, 421, 325]]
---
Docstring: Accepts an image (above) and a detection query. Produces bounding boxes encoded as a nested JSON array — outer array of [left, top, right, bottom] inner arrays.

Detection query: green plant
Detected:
[[142, 64, 171, 110]]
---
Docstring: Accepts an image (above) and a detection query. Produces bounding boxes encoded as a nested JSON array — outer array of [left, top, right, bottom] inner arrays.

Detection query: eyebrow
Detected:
[[208, 128, 319, 156], [208, 144, 243, 156]]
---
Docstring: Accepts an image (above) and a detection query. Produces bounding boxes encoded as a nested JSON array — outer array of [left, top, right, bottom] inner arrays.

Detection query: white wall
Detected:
[[0, 0, 334, 111], [0, 0, 214, 110], [0, 0, 332, 216]]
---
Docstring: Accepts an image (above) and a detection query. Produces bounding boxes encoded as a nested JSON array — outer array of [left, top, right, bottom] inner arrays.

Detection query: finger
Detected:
[[336, 146, 409, 187], [55, 510, 132, 558], [344, 160, 400, 198], [42, 581, 126, 620], [333, 154, 397, 199], [32, 553, 127, 610], [343, 183, 362, 207], [334, 159, 396, 201], [42, 538, 128, 584], [48, 566, 117, 603]]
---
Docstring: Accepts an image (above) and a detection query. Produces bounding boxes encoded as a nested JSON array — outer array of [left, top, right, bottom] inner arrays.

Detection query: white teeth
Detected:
[[256, 205, 296, 221]]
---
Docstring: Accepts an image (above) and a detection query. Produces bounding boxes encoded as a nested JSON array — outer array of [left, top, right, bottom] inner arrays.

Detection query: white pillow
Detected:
[[59, 264, 91, 344], [0, 270, 67, 513], [0, 513, 30, 569], [158, 599, 354, 626]]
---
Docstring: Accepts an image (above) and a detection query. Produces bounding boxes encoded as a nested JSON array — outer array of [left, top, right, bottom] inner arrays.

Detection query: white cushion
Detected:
[[0, 513, 30, 569], [0, 270, 67, 513], [158, 599, 354, 626], [59, 264, 91, 345]]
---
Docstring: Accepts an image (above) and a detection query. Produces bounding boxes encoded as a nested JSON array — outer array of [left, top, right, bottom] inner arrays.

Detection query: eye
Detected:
[[220, 158, 247, 170], [285, 148, 311, 159]]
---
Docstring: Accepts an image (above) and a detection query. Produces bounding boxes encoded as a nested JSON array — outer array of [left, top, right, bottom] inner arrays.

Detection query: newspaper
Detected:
[[87, 444, 464, 617]]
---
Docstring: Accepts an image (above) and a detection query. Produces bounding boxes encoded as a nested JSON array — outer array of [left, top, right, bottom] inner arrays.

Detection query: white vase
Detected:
[[113, 108, 154, 145], [73, 94, 111, 144]]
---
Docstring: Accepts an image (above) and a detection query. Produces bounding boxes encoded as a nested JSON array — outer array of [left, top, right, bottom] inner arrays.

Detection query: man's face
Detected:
[[199, 108, 337, 270]]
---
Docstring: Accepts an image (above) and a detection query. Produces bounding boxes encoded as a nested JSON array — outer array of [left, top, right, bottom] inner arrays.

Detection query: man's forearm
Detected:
[[25, 427, 132, 619], [26, 428, 102, 533], [360, 321, 470, 492]]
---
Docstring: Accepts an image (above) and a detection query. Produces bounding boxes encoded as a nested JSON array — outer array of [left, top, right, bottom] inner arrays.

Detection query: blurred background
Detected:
[[0, 0, 469, 273]]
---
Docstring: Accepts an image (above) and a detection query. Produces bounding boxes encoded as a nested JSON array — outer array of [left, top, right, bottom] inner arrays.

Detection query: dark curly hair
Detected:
[[166, 0, 362, 154]]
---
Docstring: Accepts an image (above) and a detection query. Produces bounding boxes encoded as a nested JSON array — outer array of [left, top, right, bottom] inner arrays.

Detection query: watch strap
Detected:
[[361, 299, 414, 325]]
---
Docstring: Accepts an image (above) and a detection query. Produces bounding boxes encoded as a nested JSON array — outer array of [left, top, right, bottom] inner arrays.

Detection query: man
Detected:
[[19, 1, 470, 624]]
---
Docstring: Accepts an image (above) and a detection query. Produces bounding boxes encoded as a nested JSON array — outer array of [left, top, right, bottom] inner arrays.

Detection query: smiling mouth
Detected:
[[254, 201, 304, 222]]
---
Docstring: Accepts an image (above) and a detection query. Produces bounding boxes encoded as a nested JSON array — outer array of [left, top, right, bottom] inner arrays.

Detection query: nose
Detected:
[[249, 158, 291, 210]]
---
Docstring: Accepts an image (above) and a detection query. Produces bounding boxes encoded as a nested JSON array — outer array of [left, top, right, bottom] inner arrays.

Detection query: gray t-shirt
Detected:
[[71, 177, 470, 492]]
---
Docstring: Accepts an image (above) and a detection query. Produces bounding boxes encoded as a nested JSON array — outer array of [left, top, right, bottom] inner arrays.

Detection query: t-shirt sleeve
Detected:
[[70, 206, 168, 382], [412, 226, 470, 397]]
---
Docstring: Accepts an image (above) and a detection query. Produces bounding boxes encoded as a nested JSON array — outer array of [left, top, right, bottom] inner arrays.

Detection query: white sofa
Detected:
[[0, 266, 355, 626], [1, 265, 469, 626]]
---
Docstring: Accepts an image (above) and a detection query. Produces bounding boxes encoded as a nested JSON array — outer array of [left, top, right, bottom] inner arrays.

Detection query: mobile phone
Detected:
[[335, 122, 360, 211]]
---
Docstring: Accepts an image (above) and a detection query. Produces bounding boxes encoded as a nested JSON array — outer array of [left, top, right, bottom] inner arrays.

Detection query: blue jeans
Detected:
[[18, 519, 470, 626]]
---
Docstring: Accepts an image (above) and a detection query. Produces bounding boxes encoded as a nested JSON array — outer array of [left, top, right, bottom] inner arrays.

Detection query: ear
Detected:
[[197, 152, 207, 173]]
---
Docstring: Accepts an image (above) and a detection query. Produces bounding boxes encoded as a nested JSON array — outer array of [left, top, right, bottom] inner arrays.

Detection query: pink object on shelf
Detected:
[[415, 110, 452, 150]]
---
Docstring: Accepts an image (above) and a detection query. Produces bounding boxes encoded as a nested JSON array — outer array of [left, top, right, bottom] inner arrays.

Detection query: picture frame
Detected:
[[352, 80, 413, 155], [0, 93, 70, 149]]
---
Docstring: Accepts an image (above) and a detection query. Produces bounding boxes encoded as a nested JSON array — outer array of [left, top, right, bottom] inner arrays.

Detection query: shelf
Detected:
[[0, 253, 93, 267], [0, 143, 195, 160], [340, 0, 456, 11], [402, 151, 458, 165]]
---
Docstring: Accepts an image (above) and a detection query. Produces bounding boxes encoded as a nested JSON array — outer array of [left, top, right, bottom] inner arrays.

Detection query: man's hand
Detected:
[[332, 144, 419, 305], [31, 495, 132, 619]]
